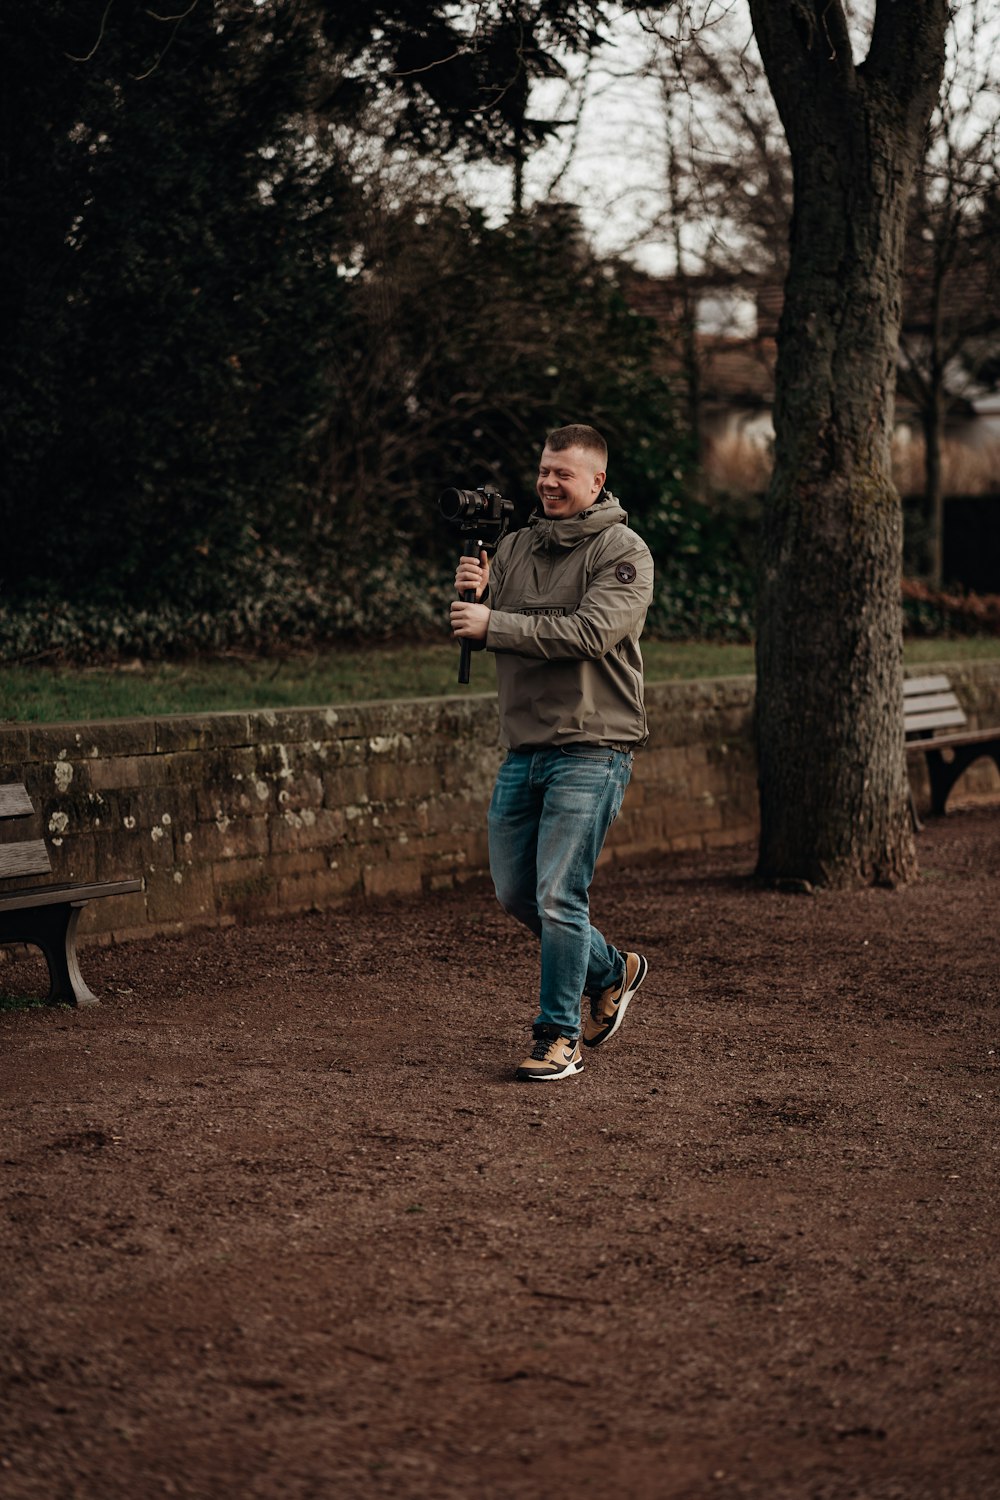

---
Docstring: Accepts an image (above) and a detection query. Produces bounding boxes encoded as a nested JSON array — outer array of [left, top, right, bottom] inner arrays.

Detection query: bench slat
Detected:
[[0, 840, 52, 881], [0, 784, 34, 820], [905, 708, 972, 735], [0, 878, 142, 915], [904, 691, 965, 719], [902, 675, 971, 743], [904, 675, 954, 697], [906, 725, 1000, 754]]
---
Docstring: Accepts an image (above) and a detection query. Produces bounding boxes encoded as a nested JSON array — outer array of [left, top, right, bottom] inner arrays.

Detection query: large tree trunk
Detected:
[[749, 0, 948, 889]]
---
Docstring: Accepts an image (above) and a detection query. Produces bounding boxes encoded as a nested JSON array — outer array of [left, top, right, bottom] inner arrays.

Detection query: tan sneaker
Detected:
[[515, 1034, 583, 1083], [582, 952, 648, 1049]]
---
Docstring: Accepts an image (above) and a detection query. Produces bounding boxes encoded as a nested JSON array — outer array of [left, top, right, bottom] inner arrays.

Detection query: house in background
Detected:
[[625, 272, 776, 482], [626, 268, 1000, 589]]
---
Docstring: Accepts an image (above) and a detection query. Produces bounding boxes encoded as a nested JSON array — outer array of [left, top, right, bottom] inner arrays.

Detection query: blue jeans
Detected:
[[488, 746, 633, 1039]]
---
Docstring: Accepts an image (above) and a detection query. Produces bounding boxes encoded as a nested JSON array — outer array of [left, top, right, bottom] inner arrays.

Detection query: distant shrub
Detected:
[[646, 573, 755, 642], [6, 523, 997, 666], [635, 492, 758, 642], [0, 552, 454, 664], [902, 577, 1000, 637]]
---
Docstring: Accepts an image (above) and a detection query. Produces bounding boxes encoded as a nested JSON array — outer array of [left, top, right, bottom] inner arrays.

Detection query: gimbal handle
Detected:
[[458, 535, 483, 685]]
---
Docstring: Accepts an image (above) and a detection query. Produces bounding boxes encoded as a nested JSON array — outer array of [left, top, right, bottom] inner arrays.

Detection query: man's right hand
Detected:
[[455, 550, 489, 600]]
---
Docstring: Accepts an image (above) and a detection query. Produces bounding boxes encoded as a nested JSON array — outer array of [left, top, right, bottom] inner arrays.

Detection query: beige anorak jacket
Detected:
[[484, 493, 654, 751]]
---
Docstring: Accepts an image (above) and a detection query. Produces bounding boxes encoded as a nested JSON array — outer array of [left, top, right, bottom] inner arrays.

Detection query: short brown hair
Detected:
[[545, 424, 608, 467]]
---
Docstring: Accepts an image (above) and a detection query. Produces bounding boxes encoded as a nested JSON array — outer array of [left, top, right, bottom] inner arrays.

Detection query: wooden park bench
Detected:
[[0, 781, 142, 1006], [904, 674, 1000, 825]]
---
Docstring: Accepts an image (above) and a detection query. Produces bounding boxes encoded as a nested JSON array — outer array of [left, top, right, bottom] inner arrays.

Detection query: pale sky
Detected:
[[461, 1, 1000, 280]]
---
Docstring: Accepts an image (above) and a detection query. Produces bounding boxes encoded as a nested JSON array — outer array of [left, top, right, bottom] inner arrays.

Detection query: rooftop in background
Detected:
[[624, 267, 1000, 439]]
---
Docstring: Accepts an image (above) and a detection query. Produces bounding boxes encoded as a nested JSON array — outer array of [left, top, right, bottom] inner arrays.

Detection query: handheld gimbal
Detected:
[[439, 486, 514, 685]]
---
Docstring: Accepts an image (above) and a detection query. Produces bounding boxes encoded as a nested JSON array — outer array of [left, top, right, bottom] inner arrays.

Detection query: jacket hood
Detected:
[[528, 491, 628, 552]]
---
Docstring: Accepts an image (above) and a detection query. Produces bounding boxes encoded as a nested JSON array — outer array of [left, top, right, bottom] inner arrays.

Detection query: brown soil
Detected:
[[1, 806, 998, 1500]]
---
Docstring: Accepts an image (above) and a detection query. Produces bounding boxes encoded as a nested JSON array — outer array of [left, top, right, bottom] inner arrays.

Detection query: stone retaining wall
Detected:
[[1, 661, 998, 947]]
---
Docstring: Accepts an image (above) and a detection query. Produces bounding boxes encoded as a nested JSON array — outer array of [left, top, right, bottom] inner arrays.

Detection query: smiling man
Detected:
[[450, 424, 654, 1083], [535, 438, 606, 518]]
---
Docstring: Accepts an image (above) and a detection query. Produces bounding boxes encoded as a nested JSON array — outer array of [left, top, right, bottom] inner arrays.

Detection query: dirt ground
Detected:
[[1, 804, 998, 1500]]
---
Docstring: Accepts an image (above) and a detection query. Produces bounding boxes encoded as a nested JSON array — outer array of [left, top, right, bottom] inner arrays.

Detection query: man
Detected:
[[450, 424, 654, 1082]]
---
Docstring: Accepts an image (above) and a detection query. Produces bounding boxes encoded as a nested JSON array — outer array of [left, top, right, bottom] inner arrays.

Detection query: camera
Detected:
[[439, 485, 513, 535]]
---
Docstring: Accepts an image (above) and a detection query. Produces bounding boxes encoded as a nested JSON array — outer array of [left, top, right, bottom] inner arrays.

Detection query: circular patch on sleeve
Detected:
[[615, 561, 637, 584]]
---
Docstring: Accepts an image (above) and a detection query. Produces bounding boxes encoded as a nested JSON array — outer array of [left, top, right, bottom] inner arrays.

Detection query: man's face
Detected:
[[536, 445, 606, 519]]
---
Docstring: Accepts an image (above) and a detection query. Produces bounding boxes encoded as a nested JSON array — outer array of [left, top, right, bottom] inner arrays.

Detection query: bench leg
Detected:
[[908, 787, 924, 834], [926, 744, 1000, 817], [925, 748, 955, 817], [43, 904, 99, 1006], [4, 903, 100, 1007]]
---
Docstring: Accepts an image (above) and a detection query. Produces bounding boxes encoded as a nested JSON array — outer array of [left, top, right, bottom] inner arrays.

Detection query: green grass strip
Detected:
[[1, 638, 999, 724]]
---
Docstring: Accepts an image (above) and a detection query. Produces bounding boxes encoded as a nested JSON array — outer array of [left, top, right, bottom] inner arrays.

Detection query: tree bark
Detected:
[[748, 0, 948, 888]]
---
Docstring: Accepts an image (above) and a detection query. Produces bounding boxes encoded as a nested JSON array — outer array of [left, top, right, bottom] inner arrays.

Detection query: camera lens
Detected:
[[439, 488, 483, 520]]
